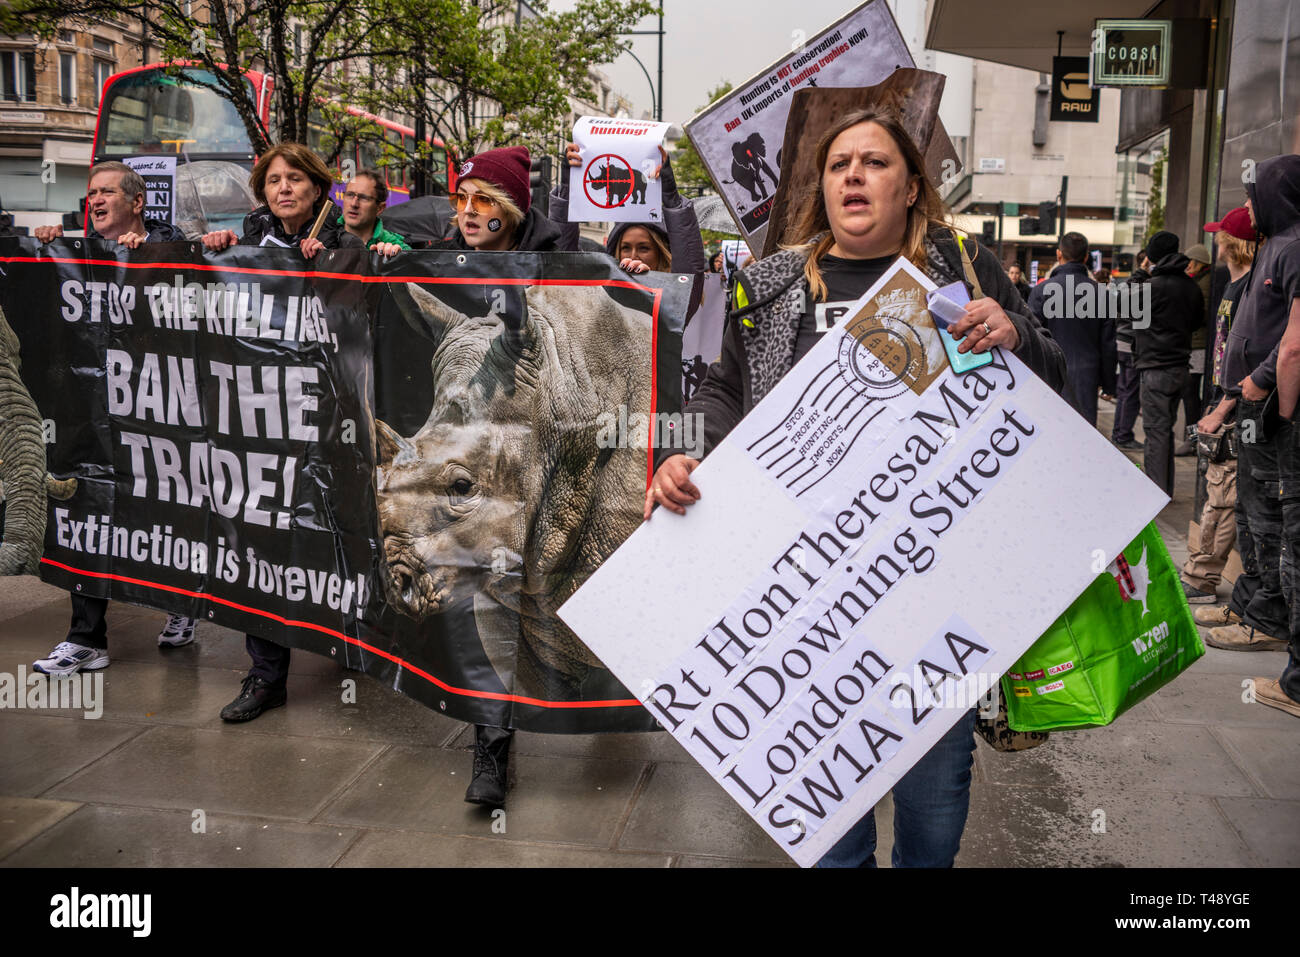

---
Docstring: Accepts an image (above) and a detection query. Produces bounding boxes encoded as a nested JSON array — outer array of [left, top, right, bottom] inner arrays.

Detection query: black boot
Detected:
[[220, 674, 287, 722], [464, 724, 512, 808]]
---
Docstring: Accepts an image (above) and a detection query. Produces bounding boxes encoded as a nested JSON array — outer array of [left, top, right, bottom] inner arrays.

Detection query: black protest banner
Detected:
[[1, 238, 378, 650], [0, 239, 688, 733], [364, 253, 688, 731]]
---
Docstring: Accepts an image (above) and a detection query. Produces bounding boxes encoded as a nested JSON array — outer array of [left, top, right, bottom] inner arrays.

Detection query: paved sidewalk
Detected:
[[1, 400, 1296, 867]]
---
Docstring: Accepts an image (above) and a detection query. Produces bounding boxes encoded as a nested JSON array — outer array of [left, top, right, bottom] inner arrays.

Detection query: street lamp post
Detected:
[[624, 0, 664, 122], [622, 48, 658, 122]]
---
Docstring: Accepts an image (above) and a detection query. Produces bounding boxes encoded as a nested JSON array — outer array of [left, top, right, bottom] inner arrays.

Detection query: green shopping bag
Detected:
[[1003, 522, 1204, 732]]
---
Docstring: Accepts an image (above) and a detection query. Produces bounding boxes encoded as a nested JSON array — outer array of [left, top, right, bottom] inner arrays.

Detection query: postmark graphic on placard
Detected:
[[839, 277, 946, 399]]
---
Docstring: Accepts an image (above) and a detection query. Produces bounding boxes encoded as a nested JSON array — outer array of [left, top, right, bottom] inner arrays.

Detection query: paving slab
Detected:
[[0, 804, 360, 867], [320, 746, 645, 847], [1213, 797, 1300, 866], [1212, 726, 1300, 799], [1187, 645, 1291, 676], [0, 576, 74, 625], [0, 796, 82, 861], [99, 614, 343, 678], [0, 714, 145, 797], [617, 761, 789, 862], [470, 728, 697, 764], [201, 671, 465, 747], [0, 597, 163, 653], [337, 830, 672, 867], [978, 717, 1258, 797], [0, 599, 344, 679], [675, 855, 794, 867], [41, 660, 241, 727], [960, 783, 1256, 867], [45, 725, 384, 820], [1146, 671, 1300, 729]]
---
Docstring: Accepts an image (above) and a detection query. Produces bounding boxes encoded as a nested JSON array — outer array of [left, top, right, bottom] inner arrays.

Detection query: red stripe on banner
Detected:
[[0, 255, 656, 292], [39, 557, 642, 710]]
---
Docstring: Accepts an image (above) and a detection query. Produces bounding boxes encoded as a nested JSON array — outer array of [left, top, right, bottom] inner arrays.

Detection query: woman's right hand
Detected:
[[644, 454, 701, 520], [202, 229, 238, 252], [565, 142, 582, 167]]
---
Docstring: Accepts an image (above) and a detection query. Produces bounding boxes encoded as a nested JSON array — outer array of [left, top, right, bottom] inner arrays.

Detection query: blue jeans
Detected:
[[817, 709, 977, 868]]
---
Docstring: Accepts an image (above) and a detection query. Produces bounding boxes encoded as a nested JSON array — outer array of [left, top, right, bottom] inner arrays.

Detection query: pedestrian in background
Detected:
[[1242, 155, 1300, 718], [1008, 262, 1031, 301], [1027, 231, 1117, 428], [1133, 230, 1204, 495], [1176, 242, 1215, 455], [337, 169, 409, 254], [1182, 209, 1257, 605], [1111, 246, 1149, 451], [1208, 156, 1299, 665]]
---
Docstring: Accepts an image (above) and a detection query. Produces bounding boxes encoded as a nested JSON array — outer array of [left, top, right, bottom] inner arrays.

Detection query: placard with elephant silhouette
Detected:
[[684, 0, 916, 251], [566, 115, 672, 225], [0, 239, 691, 732]]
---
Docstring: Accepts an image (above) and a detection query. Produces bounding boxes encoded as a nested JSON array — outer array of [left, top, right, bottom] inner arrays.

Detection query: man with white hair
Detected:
[[34, 161, 183, 247], [32, 161, 196, 675]]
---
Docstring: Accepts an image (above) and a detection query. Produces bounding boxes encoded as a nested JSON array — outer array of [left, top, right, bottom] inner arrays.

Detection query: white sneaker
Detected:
[[157, 615, 197, 648], [33, 641, 109, 675]]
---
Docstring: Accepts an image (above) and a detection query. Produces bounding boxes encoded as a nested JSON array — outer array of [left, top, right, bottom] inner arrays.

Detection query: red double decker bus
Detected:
[[92, 63, 455, 233]]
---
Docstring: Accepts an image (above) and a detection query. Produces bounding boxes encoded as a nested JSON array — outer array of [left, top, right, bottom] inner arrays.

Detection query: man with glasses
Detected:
[[31, 161, 198, 675], [337, 169, 409, 255]]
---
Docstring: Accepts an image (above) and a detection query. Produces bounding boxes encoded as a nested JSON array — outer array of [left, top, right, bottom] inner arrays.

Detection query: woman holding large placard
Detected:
[[644, 107, 1067, 867]]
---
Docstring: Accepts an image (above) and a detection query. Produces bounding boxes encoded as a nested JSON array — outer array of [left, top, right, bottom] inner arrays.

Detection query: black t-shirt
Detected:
[[794, 253, 898, 364]]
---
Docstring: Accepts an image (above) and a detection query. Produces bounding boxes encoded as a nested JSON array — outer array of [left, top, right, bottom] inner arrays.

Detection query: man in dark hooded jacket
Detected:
[[1225, 154, 1300, 718], [1133, 230, 1204, 495], [1027, 231, 1117, 427], [1209, 156, 1300, 660]]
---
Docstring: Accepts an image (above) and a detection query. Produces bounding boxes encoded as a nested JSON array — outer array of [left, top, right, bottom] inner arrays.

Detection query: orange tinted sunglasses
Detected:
[[451, 191, 498, 215]]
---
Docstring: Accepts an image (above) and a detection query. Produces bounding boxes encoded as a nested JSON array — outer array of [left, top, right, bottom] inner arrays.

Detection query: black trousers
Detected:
[[67, 594, 109, 648], [1139, 365, 1188, 496], [246, 634, 291, 686], [1112, 352, 1141, 443], [1229, 398, 1290, 638], [1273, 418, 1300, 702]]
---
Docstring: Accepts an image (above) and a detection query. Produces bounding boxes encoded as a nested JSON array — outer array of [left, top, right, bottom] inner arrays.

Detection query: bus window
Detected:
[[358, 137, 383, 179], [402, 134, 416, 190], [98, 68, 253, 157], [383, 130, 401, 189], [430, 145, 448, 192]]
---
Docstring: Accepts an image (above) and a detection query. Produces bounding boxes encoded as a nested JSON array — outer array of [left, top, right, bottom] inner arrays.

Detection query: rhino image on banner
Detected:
[[0, 239, 690, 733]]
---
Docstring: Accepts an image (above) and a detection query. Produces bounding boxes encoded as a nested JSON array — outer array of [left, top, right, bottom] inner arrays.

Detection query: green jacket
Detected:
[[336, 214, 411, 250]]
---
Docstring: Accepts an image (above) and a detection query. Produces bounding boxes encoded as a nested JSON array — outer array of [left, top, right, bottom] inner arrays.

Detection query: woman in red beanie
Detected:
[[438, 145, 564, 812], [445, 145, 562, 253]]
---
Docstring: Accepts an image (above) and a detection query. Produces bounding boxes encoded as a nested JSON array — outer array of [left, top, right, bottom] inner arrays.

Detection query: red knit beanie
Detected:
[[457, 146, 532, 215]]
